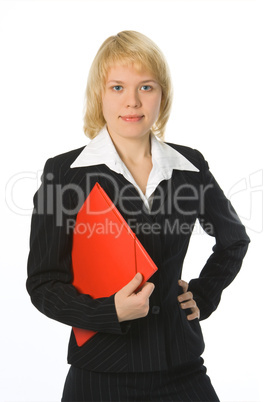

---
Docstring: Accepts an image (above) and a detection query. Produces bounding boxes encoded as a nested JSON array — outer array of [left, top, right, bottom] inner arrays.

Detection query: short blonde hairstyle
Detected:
[[83, 30, 173, 140]]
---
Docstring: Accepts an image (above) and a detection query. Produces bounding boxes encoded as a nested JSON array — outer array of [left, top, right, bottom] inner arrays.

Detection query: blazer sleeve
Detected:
[[26, 157, 128, 335], [188, 151, 251, 320]]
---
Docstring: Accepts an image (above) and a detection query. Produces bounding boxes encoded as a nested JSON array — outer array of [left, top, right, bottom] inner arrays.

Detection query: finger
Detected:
[[187, 308, 200, 321], [177, 291, 193, 303], [121, 273, 143, 296], [178, 279, 188, 294], [180, 299, 196, 310], [138, 281, 155, 298]]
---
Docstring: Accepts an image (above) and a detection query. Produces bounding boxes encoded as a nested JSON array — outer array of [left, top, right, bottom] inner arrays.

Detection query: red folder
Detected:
[[71, 182, 158, 346]]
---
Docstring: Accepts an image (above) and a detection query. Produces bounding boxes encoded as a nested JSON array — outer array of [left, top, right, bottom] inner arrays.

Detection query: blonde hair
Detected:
[[83, 30, 173, 140]]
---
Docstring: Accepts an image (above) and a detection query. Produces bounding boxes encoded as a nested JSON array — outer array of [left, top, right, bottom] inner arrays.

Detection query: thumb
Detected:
[[139, 281, 155, 298], [178, 279, 188, 293], [121, 272, 143, 296]]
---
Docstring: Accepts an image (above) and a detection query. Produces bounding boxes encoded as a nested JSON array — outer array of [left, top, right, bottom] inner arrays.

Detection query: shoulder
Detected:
[[164, 142, 208, 171], [46, 146, 86, 168], [42, 146, 86, 182]]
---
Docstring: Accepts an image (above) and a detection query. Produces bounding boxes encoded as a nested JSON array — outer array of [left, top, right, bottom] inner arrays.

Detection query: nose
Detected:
[[126, 89, 141, 108]]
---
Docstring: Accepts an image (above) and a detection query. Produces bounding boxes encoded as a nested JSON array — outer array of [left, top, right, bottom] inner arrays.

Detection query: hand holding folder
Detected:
[[72, 183, 158, 346]]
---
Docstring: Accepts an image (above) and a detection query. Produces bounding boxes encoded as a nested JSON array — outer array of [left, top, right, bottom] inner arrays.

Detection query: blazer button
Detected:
[[152, 306, 160, 314]]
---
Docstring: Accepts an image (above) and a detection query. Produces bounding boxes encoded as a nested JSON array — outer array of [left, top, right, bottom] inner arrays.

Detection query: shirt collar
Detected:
[[70, 126, 121, 172], [70, 126, 199, 174]]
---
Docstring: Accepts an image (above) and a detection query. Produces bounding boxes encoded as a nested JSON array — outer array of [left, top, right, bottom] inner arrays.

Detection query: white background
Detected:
[[1, 0, 267, 401]]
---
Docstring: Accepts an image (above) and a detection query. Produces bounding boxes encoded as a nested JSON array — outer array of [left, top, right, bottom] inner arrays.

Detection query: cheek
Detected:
[[102, 97, 113, 120], [151, 95, 162, 118]]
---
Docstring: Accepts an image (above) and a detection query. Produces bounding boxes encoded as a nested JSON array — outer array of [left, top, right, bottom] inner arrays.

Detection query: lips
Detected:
[[120, 115, 144, 122]]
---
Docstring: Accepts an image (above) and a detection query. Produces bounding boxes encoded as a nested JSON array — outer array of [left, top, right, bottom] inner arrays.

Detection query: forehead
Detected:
[[105, 62, 156, 82]]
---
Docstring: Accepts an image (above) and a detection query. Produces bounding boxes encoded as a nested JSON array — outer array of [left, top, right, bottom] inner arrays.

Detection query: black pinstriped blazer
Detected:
[[26, 143, 250, 373]]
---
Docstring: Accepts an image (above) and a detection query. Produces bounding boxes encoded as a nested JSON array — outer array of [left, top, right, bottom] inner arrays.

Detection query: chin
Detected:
[[119, 126, 151, 139]]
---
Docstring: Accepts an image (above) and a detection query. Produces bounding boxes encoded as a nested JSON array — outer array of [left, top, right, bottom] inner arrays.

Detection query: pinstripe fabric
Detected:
[[61, 358, 219, 401], [26, 143, 250, 374]]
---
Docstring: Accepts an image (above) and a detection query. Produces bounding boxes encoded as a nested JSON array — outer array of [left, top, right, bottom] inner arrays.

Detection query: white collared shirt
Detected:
[[71, 126, 199, 211]]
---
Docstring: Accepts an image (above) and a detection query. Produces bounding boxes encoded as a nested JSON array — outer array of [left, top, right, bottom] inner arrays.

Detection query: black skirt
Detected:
[[61, 358, 219, 402]]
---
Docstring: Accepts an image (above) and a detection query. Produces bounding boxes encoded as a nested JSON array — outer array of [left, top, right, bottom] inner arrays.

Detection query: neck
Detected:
[[108, 130, 152, 164]]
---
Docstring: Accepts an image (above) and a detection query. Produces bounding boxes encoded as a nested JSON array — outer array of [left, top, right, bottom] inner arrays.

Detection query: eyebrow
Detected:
[[107, 79, 158, 84]]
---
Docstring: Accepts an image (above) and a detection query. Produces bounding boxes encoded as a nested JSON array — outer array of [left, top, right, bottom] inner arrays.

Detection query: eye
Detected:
[[141, 85, 152, 91], [112, 85, 123, 91]]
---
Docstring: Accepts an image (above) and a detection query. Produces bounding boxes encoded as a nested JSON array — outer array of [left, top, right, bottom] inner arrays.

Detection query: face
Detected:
[[101, 63, 162, 141]]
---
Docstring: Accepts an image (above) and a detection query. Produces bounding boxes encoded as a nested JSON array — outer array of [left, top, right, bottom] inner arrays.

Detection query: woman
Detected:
[[27, 31, 250, 401]]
